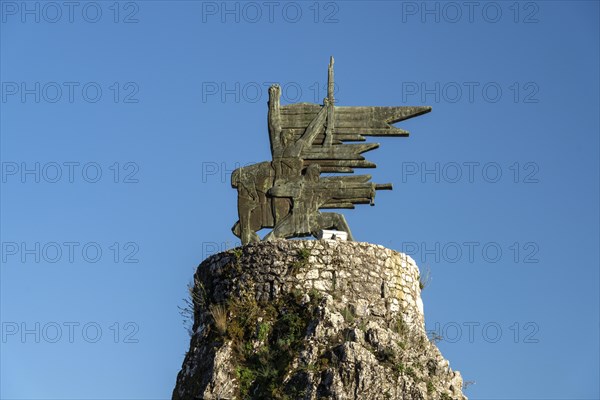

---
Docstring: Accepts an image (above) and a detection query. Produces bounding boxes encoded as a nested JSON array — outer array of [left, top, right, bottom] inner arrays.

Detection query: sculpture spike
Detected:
[[327, 56, 335, 103], [324, 56, 335, 146]]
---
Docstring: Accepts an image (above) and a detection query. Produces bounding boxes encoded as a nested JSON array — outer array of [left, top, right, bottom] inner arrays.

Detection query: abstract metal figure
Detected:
[[231, 57, 431, 244]]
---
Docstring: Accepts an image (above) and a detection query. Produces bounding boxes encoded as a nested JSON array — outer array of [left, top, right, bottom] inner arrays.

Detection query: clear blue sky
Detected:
[[1, 1, 598, 399]]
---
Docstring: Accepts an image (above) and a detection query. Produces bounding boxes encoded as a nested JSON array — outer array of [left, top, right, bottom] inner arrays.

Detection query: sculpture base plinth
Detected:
[[173, 240, 466, 400]]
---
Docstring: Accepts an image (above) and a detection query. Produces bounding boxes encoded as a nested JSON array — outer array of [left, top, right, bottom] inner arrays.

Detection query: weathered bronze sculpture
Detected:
[[231, 58, 431, 244]]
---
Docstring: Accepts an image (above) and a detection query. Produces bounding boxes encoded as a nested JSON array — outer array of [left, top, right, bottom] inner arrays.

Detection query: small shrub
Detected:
[[358, 319, 368, 332], [257, 322, 270, 342], [297, 248, 310, 261], [426, 381, 435, 394], [308, 288, 323, 302], [341, 306, 355, 324], [427, 330, 444, 344], [243, 341, 254, 357], [228, 319, 244, 343], [318, 357, 330, 371], [418, 265, 431, 290], [227, 294, 259, 330], [257, 364, 278, 380], [394, 362, 405, 374], [393, 318, 409, 335], [405, 366, 417, 379], [236, 366, 257, 398], [209, 304, 228, 335], [178, 280, 209, 337], [304, 362, 319, 373], [463, 380, 476, 390], [232, 248, 243, 260], [178, 298, 194, 337], [289, 248, 311, 275]]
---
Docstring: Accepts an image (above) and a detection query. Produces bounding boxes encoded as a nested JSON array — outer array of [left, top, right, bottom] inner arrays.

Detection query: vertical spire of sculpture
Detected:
[[327, 56, 335, 101], [324, 56, 335, 146]]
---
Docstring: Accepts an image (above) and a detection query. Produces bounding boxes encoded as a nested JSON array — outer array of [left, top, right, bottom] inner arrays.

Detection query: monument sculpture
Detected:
[[231, 57, 432, 244], [173, 58, 468, 400]]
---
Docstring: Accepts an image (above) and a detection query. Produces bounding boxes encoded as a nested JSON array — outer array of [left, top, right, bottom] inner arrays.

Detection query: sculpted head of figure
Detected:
[[269, 84, 281, 100]]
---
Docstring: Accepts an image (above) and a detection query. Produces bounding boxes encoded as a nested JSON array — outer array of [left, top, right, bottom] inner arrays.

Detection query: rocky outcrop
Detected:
[[173, 240, 466, 400]]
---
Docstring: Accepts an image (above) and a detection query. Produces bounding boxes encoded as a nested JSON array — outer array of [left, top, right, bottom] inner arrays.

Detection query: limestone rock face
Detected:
[[173, 240, 466, 400]]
